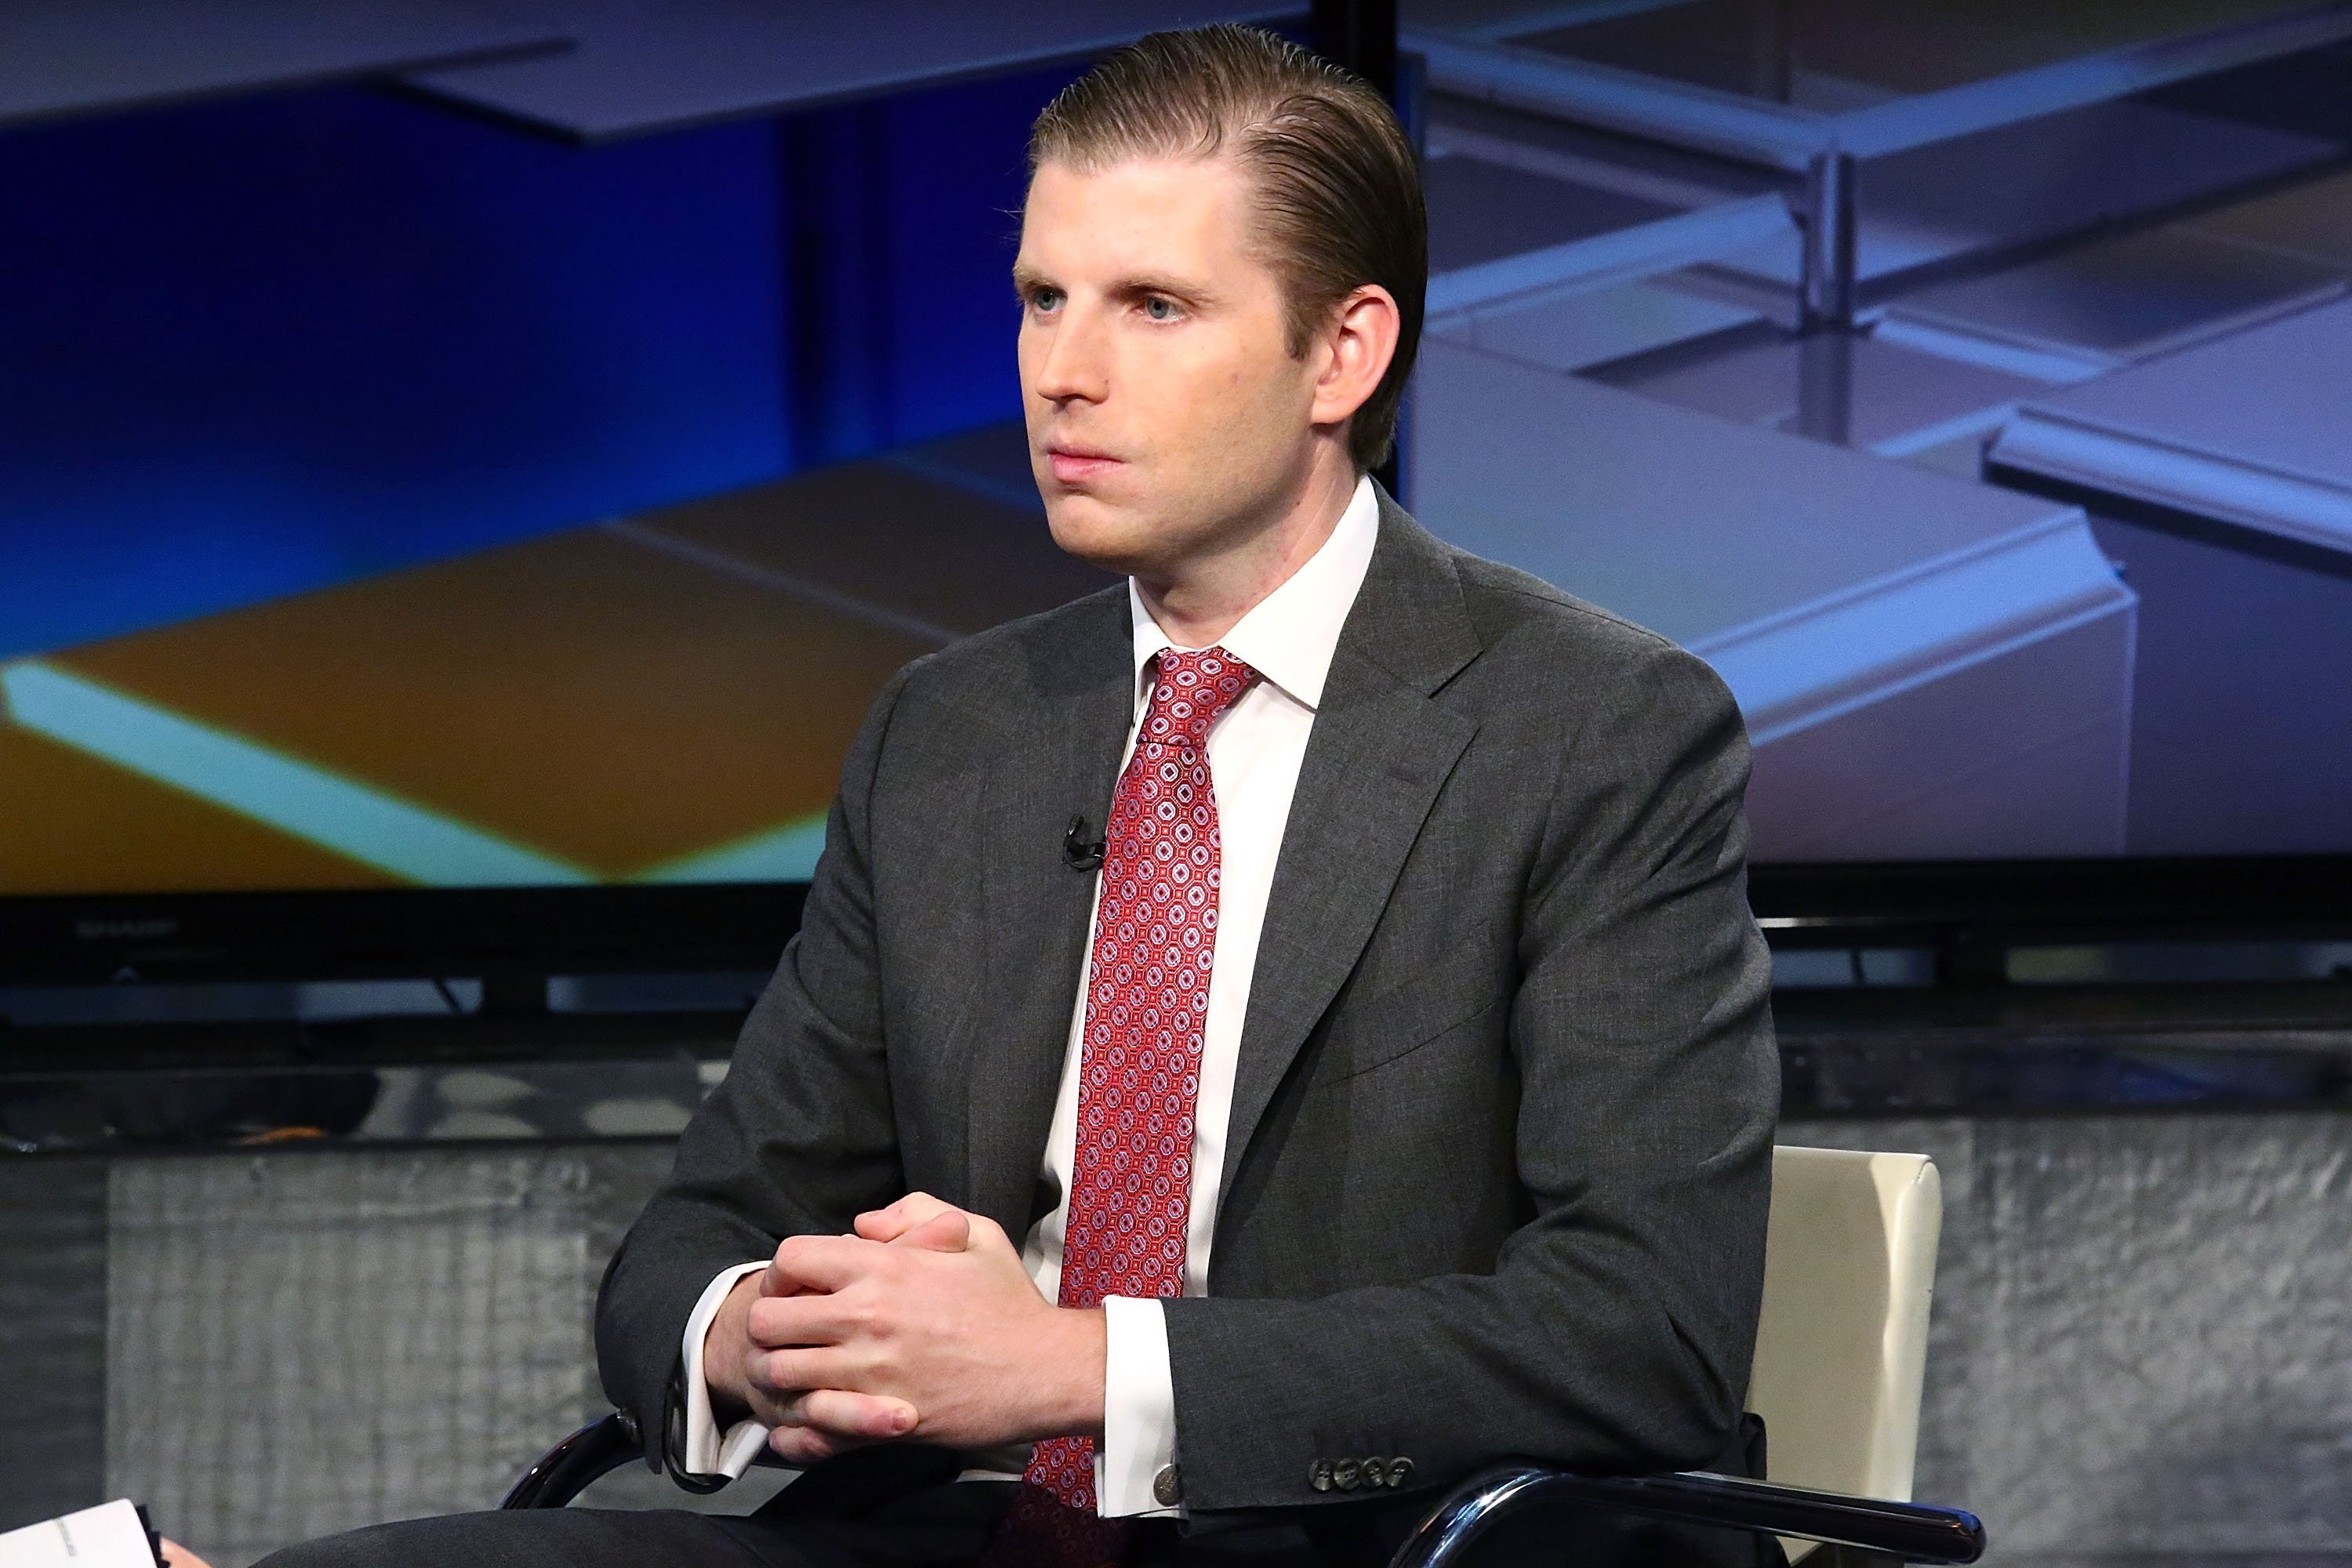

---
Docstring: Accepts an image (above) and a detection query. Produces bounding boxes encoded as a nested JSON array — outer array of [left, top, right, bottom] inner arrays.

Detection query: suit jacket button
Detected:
[[1333, 1458, 1362, 1491], [1386, 1457, 1414, 1489], [1152, 1464, 1182, 1507], [1309, 1459, 1334, 1492]]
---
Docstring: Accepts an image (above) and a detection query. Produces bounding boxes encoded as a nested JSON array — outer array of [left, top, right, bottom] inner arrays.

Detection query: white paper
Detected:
[[0, 1500, 159, 1567]]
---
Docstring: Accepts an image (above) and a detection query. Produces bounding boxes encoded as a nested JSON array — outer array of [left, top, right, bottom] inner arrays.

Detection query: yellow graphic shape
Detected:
[[0, 697, 394, 895]]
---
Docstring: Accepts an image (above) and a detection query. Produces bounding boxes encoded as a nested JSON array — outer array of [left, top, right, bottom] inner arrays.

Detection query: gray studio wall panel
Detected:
[[1786, 1113, 2352, 1566], [33, 1116, 2352, 1564], [0, 1158, 108, 1532], [102, 1146, 671, 1568]]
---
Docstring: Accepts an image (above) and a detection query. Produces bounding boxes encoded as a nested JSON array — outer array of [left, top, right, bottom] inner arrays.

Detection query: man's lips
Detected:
[[1045, 446, 1123, 485]]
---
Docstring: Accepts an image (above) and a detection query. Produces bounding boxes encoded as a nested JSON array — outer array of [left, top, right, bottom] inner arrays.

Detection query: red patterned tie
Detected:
[[1008, 646, 1258, 1552]]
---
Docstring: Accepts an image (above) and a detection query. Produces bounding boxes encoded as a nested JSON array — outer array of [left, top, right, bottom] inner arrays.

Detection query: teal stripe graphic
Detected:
[[635, 812, 828, 884], [1, 659, 590, 887]]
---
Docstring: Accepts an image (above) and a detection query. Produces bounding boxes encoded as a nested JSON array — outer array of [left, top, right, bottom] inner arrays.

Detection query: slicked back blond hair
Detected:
[[1029, 24, 1425, 472]]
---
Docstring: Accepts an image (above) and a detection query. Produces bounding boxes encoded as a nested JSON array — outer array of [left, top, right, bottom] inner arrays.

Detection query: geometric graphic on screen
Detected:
[[1411, 341, 2140, 863], [1402, 97, 2352, 862], [3, 658, 612, 886], [0, 434, 1109, 896]]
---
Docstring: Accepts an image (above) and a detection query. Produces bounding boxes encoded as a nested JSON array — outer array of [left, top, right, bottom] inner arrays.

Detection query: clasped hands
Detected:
[[702, 1192, 1108, 1465]]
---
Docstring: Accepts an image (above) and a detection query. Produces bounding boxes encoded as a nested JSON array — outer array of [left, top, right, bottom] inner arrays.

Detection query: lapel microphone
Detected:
[[1062, 815, 1106, 873]]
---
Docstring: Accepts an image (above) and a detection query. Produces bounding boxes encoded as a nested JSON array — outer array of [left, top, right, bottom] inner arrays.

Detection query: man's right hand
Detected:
[[702, 1192, 975, 1465]]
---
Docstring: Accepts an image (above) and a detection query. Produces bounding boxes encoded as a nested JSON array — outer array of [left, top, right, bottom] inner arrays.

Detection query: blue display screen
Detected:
[[1, 22, 2347, 895]]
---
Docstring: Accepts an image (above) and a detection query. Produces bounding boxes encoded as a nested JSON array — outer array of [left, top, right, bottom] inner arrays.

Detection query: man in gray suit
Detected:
[[266, 22, 1776, 1568]]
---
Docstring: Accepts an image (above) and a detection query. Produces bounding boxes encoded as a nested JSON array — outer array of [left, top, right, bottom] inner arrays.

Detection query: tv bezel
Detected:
[[2, 855, 2347, 991], [0, 883, 806, 988], [1748, 855, 2352, 949]]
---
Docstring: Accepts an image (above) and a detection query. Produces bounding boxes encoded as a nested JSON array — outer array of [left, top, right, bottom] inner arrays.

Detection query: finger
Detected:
[[961, 1211, 1014, 1254], [746, 1291, 850, 1351], [895, 1208, 971, 1252], [779, 1387, 918, 1441], [760, 1233, 877, 1298], [768, 1424, 845, 1466], [852, 1191, 956, 1243], [753, 1345, 862, 1400]]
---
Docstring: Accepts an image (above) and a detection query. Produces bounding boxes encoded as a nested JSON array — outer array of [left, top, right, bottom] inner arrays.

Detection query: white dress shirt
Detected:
[[681, 474, 1381, 1515]]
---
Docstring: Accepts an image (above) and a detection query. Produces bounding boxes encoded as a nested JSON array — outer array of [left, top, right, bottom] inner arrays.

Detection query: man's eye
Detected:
[[1143, 296, 1179, 321], [1029, 288, 1063, 313]]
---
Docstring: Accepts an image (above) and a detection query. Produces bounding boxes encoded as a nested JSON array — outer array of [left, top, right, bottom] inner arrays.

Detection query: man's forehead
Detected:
[[1019, 151, 1258, 262]]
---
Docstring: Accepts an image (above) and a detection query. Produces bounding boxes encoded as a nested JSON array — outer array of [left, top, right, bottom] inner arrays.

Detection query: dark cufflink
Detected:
[[1152, 1463, 1183, 1507]]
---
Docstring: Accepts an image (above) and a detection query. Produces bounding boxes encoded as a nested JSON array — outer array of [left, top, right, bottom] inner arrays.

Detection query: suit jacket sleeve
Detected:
[[1160, 641, 1779, 1512], [593, 663, 920, 1465]]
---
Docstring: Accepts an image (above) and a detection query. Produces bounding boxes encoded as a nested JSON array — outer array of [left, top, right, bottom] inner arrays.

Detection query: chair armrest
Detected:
[[501, 1414, 640, 1509], [1389, 1465, 1987, 1568], [503, 1406, 792, 1508]]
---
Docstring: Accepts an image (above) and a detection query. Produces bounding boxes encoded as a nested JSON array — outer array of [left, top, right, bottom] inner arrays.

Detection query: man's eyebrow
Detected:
[[1008, 264, 1221, 305], [1110, 272, 1219, 305]]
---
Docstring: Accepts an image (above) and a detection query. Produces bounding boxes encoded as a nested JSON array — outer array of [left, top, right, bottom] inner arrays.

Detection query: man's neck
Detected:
[[1134, 453, 1361, 648]]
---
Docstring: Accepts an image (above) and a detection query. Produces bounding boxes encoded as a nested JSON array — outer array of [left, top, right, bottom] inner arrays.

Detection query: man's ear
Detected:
[[1309, 284, 1400, 433]]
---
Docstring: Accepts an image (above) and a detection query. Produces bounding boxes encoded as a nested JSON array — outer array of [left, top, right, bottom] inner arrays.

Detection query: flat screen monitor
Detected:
[[4, 13, 2350, 981]]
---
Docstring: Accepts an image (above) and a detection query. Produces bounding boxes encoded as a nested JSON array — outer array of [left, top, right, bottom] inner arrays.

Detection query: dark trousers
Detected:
[[252, 1478, 1783, 1568], [253, 1482, 1361, 1568]]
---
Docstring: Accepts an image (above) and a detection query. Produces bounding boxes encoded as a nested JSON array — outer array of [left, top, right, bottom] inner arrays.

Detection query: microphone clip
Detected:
[[1062, 815, 1106, 873]]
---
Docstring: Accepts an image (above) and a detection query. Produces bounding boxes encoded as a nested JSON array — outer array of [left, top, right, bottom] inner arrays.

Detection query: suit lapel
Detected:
[[1218, 499, 1484, 1208], [967, 591, 1134, 1236]]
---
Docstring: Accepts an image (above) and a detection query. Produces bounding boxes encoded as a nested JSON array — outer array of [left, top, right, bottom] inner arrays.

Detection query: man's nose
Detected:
[[1031, 307, 1109, 405]]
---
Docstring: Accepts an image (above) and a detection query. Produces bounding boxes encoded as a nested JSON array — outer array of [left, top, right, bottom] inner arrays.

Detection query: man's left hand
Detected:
[[749, 1194, 1107, 1452]]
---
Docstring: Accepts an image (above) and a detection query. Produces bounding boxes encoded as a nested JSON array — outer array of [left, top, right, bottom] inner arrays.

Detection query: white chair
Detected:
[[1392, 1145, 1980, 1567], [1752, 1147, 1944, 1560]]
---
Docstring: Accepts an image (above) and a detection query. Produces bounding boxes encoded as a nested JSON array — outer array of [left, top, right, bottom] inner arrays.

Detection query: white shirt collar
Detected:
[[1126, 474, 1380, 713]]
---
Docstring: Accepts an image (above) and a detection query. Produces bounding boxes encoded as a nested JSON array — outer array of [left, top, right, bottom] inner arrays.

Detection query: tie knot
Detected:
[[1143, 648, 1257, 750]]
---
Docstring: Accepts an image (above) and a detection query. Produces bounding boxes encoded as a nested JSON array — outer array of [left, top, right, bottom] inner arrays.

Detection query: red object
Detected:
[[1028, 647, 1257, 1512]]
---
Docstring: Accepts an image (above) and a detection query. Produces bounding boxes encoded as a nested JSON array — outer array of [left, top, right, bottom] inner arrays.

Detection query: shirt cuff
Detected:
[[1096, 1296, 1180, 1518], [681, 1261, 773, 1481]]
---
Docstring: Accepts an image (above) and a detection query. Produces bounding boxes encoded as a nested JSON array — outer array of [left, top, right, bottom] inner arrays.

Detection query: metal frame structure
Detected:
[[1407, 4, 2352, 169], [1409, 2, 2352, 328], [1989, 297, 2352, 557], [1425, 191, 1795, 321]]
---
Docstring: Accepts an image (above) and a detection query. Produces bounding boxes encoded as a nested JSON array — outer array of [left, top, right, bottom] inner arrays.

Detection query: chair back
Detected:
[[1748, 1146, 1942, 1559]]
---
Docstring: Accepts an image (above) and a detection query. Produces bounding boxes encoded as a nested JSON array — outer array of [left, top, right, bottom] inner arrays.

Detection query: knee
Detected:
[[251, 1520, 426, 1568]]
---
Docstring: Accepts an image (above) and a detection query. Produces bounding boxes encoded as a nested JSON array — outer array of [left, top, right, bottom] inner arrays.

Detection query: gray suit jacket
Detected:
[[596, 492, 1780, 1517]]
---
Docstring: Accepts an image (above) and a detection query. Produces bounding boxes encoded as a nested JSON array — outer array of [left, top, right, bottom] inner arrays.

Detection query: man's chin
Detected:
[[1043, 495, 1166, 577]]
